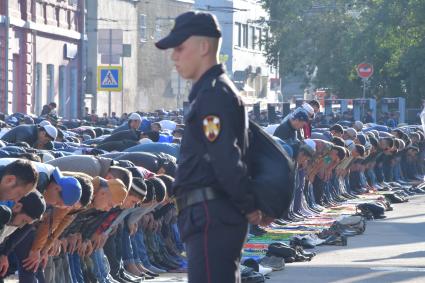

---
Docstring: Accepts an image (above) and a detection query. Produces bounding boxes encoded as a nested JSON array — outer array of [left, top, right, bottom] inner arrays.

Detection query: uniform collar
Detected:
[[189, 64, 225, 102]]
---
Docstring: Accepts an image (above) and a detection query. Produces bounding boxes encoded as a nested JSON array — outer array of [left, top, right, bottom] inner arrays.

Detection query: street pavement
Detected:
[[5, 195, 425, 283], [268, 195, 425, 283]]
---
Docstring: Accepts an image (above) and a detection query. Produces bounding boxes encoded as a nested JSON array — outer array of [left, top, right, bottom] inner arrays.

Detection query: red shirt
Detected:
[[303, 122, 312, 139]]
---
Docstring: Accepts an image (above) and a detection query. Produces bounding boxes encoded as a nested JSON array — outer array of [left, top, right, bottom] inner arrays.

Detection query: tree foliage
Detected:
[[262, 0, 425, 106]]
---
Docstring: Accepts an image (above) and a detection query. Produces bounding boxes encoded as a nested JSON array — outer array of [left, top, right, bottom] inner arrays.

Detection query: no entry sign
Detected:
[[357, 63, 373, 79]]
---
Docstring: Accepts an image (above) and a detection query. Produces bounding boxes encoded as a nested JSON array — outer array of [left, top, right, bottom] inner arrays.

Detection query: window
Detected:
[[235, 23, 242, 47], [256, 28, 262, 50], [68, 0, 78, 6], [59, 65, 67, 116], [67, 10, 71, 29], [55, 8, 60, 27], [43, 4, 47, 24], [70, 67, 77, 118], [139, 14, 147, 42], [154, 19, 162, 40], [249, 26, 255, 49], [19, 0, 27, 21], [46, 64, 55, 103], [35, 63, 42, 115], [242, 24, 248, 48], [263, 28, 269, 50]]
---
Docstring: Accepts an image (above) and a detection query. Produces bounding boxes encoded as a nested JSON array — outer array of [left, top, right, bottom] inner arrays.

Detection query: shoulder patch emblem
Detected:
[[203, 116, 221, 142]]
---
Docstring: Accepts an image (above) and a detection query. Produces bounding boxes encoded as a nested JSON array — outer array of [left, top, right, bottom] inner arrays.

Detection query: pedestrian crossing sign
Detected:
[[97, 66, 122, 91]]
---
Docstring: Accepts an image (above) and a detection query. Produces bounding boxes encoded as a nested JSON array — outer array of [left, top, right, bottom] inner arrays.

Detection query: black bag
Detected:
[[357, 203, 385, 219], [385, 193, 407, 204], [242, 271, 265, 283], [267, 242, 296, 258], [247, 121, 295, 218]]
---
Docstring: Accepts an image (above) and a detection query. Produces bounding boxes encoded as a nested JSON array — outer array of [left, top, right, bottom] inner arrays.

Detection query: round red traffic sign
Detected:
[[357, 63, 373, 79]]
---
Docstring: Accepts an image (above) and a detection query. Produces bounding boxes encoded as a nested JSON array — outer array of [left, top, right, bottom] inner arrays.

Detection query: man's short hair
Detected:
[[332, 145, 346, 161], [3, 160, 38, 186], [147, 177, 166, 203], [380, 137, 394, 148], [143, 181, 155, 203], [393, 139, 401, 150], [298, 144, 315, 159], [308, 100, 320, 109], [369, 136, 379, 148], [355, 144, 365, 157], [64, 172, 94, 208], [108, 166, 132, 191], [156, 174, 175, 197], [158, 154, 177, 177], [151, 122, 161, 130], [143, 131, 160, 142], [332, 137, 345, 147], [330, 124, 344, 134]]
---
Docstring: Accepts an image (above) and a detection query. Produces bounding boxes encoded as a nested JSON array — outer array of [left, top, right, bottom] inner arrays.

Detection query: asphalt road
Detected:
[[268, 195, 425, 283], [6, 195, 425, 283]]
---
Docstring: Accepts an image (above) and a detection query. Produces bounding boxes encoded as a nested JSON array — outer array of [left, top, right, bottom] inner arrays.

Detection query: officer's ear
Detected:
[[198, 37, 210, 57]]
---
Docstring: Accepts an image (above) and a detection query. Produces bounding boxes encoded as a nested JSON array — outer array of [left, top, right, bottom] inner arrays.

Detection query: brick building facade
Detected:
[[0, 0, 84, 118]]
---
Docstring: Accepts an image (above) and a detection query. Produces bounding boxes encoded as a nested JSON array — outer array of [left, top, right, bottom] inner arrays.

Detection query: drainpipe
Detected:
[[3, 1, 9, 114], [79, 0, 86, 118]]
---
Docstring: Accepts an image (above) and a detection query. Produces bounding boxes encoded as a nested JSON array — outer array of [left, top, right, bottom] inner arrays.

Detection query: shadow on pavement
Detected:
[[269, 265, 425, 283], [354, 251, 425, 263]]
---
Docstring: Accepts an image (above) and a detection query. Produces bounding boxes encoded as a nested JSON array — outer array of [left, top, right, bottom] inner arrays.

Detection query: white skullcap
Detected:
[[345, 139, 356, 151], [353, 121, 364, 131], [345, 128, 357, 139], [139, 138, 153, 144], [41, 152, 55, 162], [42, 125, 58, 140], [39, 120, 51, 127], [128, 113, 142, 122]]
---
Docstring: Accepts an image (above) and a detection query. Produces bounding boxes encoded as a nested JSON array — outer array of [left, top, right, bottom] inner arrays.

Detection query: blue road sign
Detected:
[[97, 66, 122, 91]]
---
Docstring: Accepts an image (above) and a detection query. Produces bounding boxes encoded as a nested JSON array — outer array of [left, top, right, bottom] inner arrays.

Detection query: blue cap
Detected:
[[155, 11, 222, 50], [52, 168, 82, 206]]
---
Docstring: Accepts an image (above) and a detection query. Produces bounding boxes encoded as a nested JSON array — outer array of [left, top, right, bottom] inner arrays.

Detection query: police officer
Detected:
[[156, 11, 267, 283]]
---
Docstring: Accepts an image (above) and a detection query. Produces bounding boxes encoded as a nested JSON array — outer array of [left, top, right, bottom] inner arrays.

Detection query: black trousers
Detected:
[[178, 199, 248, 283], [313, 176, 325, 206], [103, 226, 123, 277]]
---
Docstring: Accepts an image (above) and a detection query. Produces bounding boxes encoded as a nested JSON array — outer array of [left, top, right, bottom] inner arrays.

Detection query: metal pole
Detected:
[[80, 0, 86, 119], [108, 29, 112, 117], [121, 56, 124, 115], [3, 1, 10, 114], [177, 75, 181, 109], [362, 78, 367, 120]]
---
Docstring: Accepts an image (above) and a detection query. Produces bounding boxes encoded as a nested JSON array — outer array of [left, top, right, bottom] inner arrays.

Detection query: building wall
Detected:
[[195, 0, 279, 103], [136, 0, 193, 112], [86, 0, 139, 116], [0, 0, 83, 117], [194, 0, 233, 71], [34, 35, 80, 117], [0, 22, 6, 111]]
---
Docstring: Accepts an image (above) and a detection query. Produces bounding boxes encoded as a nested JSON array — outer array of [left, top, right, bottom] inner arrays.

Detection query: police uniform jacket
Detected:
[[174, 64, 256, 215]]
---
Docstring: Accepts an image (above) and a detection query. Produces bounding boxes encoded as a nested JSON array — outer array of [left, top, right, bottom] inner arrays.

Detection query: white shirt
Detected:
[[159, 120, 177, 131], [0, 225, 18, 244]]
